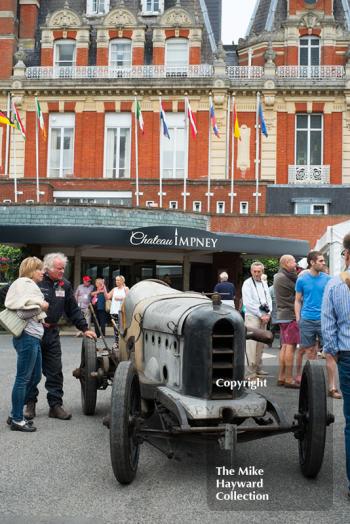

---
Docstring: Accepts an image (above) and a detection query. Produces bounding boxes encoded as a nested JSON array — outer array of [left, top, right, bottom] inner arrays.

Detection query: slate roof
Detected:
[[25, 0, 221, 66], [245, 0, 349, 40]]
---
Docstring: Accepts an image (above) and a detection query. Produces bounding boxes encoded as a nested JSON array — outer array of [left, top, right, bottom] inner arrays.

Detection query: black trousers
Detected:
[[27, 328, 63, 408], [94, 309, 108, 337]]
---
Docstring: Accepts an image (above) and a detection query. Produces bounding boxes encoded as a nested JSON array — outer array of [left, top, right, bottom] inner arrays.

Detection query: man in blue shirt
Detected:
[[295, 251, 331, 381], [214, 271, 235, 308], [322, 233, 350, 497]]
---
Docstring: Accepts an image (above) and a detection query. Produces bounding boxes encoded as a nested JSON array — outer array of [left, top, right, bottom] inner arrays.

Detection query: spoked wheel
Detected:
[[80, 338, 98, 415], [296, 360, 327, 478], [110, 361, 141, 485]]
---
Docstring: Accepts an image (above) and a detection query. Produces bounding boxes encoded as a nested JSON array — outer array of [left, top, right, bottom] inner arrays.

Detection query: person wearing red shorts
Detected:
[[273, 255, 300, 388]]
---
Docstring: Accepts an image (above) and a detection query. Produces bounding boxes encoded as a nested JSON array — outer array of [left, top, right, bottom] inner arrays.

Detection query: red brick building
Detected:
[[0, 0, 349, 286]]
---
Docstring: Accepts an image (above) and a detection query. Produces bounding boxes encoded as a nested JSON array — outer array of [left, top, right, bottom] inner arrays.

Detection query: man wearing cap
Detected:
[[75, 275, 94, 330]]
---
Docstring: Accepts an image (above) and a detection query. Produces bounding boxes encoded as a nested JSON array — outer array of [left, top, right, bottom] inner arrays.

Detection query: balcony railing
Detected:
[[226, 66, 264, 79], [277, 65, 345, 79], [288, 165, 330, 184], [25, 64, 214, 80]]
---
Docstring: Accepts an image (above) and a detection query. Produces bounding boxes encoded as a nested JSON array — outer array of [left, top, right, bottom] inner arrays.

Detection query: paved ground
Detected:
[[0, 334, 348, 524]]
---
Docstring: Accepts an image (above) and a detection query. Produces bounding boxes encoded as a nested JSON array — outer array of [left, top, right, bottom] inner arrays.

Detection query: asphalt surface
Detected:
[[0, 334, 348, 524]]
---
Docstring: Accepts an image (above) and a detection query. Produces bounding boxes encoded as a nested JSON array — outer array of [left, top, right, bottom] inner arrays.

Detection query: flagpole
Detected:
[[230, 95, 235, 214], [134, 97, 140, 207], [5, 92, 11, 177], [255, 92, 260, 214], [35, 103, 40, 203], [207, 97, 212, 213], [184, 97, 189, 212], [225, 94, 230, 181], [13, 129, 18, 203], [159, 97, 163, 208]]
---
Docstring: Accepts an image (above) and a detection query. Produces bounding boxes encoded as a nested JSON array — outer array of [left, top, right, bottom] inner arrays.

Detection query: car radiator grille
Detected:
[[211, 320, 235, 399]]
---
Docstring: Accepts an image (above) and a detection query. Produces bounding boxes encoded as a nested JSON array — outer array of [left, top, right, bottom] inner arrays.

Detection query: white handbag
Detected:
[[0, 309, 27, 337]]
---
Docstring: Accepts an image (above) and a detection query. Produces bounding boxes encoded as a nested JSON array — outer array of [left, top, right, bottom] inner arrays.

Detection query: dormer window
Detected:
[[86, 0, 110, 16], [141, 0, 164, 15], [54, 40, 76, 67]]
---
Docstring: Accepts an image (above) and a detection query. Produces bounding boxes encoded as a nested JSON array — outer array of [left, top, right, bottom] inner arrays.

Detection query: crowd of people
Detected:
[[2, 252, 128, 432], [4, 241, 350, 496]]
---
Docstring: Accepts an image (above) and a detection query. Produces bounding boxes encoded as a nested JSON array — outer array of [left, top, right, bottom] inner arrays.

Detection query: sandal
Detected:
[[284, 381, 300, 389], [328, 389, 342, 399]]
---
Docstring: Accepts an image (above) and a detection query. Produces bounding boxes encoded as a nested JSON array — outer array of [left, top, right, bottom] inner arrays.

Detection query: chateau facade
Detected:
[[1, 0, 350, 286]]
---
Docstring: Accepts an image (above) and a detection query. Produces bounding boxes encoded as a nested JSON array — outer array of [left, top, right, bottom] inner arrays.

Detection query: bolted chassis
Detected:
[[108, 359, 334, 485]]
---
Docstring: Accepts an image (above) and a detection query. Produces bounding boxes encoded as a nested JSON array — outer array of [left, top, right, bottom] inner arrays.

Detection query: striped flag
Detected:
[[12, 101, 26, 140], [160, 100, 170, 140], [135, 100, 144, 134], [258, 100, 268, 138], [0, 110, 15, 128], [186, 98, 198, 138], [233, 101, 241, 140], [35, 97, 46, 140], [209, 97, 220, 138]]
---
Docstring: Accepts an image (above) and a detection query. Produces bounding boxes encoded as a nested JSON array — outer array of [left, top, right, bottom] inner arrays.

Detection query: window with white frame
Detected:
[[169, 201, 178, 209], [141, 0, 163, 15], [54, 40, 76, 67], [86, 0, 110, 16], [53, 190, 132, 206], [193, 201, 202, 212], [294, 202, 328, 215], [296, 114, 322, 166], [165, 38, 189, 70], [104, 113, 131, 179], [161, 113, 186, 179], [299, 36, 320, 67], [48, 113, 75, 178], [216, 201, 225, 214], [109, 39, 132, 67], [240, 201, 248, 214]]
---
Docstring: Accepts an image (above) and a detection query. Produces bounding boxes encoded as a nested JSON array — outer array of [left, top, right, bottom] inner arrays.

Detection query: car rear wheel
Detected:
[[296, 361, 327, 478], [110, 361, 141, 485]]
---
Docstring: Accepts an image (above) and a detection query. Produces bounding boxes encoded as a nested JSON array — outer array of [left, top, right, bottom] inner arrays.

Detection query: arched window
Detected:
[[54, 40, 76, 67], [165, 38, 189, 71], [109, 39, 132, 67], [299, 36, 320, 67]]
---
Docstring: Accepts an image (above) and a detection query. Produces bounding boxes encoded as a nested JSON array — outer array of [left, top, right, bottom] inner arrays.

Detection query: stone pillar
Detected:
[[73, 248, 82, 289], [183, 255, 190, 291]]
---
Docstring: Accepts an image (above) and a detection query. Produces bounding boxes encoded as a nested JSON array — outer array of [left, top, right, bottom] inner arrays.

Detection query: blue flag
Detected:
[[258, 101, 268, 138], [160, 101, 170, 140]]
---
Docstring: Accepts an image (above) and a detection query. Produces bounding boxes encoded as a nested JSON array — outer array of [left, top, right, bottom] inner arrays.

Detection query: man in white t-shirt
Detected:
[[242, 261, 272, 380]]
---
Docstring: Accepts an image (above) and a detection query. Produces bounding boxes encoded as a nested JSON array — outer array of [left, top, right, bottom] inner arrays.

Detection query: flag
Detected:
[[258, 100, 268, 138], [160, 100, 170, 140], [186, 98, 198, 138], [35, 97, 46, 140], [12, 101, 26, 140], [135, 100, 144, 134], [209, 97, 220, 138], [0, 110, 15, 128], [233, 101, 241, 140]]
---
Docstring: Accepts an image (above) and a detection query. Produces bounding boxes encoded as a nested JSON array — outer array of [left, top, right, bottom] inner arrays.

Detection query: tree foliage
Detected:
[[0, 245, 26, 282], [242, 257, 279, 286]]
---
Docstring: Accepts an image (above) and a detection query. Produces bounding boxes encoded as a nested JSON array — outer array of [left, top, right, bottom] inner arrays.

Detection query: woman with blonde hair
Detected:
[[5, 257, 49, 432], [106, 275, 129, 344], [90, 277, 108, 337]]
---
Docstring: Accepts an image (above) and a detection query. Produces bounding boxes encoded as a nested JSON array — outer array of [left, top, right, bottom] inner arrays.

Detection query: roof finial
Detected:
[[176, 0, 181, 6], [64, 0, 70, 9]]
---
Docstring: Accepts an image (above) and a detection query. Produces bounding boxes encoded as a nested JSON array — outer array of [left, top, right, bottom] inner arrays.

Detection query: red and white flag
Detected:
[[186, 98, 198, 138]]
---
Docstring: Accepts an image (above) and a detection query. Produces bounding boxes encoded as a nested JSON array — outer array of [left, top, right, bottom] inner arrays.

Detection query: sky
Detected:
[[221, 0, 257, 45]]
